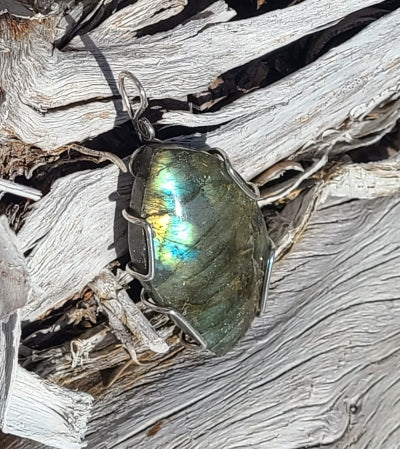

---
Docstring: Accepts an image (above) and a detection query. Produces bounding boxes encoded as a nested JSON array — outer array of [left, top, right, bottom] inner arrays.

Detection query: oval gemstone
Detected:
[[128, 144, 272, 355]]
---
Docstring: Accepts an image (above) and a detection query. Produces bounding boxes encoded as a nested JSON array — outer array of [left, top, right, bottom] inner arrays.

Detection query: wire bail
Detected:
[[118, 71, 156, 142]]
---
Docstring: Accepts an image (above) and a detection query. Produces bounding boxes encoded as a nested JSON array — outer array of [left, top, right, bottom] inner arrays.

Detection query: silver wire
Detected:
[[140, 290, 208, 349], [122, 209, 155, 281], [207, 148, 261, 200], [258, 236, 276, 315], [118, 71, 156, 142]]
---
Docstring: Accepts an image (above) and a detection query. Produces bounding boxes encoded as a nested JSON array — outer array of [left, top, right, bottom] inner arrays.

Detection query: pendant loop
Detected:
[[118, 71, 156, 142]]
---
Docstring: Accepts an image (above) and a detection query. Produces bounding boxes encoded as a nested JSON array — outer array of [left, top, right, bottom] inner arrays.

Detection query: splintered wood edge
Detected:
[[3, 366, 93, 449], [0, 218, 93, 449], [0, 313, 20, 428], [0, 0, 387, 149]]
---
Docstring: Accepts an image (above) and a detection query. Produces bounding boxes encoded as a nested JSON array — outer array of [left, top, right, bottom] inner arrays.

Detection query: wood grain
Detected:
[[0, 313, 19, 428], [6, 193, 400, 449], [0, 216, 29, 319], [4, 366, 92, 449], [79, 194, 400, 449], [0, 0, 389, 149]]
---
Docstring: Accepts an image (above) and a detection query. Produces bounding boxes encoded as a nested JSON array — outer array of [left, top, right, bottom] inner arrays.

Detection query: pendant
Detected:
[[118, 72, 275, 355]]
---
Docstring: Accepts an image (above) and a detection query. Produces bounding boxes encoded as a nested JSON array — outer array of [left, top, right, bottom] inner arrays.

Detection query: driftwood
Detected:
[[1, 0, 400, 447], [82, 193, 400, 449], [0, 218, 92, 448], [0, 216, 25, 435], [1, 0, 398, 154], [4, 182, 400, 449]]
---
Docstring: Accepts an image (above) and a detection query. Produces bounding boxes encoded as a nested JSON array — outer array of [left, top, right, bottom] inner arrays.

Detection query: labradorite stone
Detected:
[[128, 144, 272, 355]]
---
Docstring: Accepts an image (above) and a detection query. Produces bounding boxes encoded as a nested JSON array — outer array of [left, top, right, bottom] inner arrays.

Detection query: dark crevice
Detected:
[[347, 120, 400, 162], [35, 95, 117, 114], [188, 0, 399, 113], [135, 0, 218, 38], [48, 0, 400, 160], [225, 0, 305, 19]]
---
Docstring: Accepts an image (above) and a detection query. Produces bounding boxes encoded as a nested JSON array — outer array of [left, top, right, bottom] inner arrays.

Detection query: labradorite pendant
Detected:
[[126, 143, 274, 355]]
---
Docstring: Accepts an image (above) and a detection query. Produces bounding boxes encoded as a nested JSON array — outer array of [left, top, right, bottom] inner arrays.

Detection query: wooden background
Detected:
[[1, 0, 400, 448]]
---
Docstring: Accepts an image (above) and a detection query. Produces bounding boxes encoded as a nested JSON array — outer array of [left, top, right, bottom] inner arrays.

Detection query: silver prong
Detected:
[[140, 290, 208, 350], [127, 145, 149, 177], [122, 209, 155, 281], [258, 236, 276, 315], [208, 148, 260, 201], [69, 143, 128, 173]]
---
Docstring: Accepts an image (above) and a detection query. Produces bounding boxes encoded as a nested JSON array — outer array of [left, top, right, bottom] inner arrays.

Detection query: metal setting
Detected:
[[117, 71, 277, 353], [127, 145, 151, 177], [140, 290, 208, 349], [208, 146, 276, 315], [122, 208, 155, 281], [118, 71, 156, 142], [258, 236, 276, 315], [207, 148, 260, 201]]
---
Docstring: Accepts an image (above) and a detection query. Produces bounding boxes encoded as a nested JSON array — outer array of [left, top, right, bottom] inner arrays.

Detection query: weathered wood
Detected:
[[8, 190, 400, 449], [18, 164, 129, 321], [69, 194, 400, 449], [0, 208, 163, 447], [0, 215, 29, 318], [194, 9, 400, 178], [2, 2, 400, 448], [24, 315, 178, 386], [0, 0, 392, 150], [3, 366, 93, 449], [0, 313, 19, 428], [0, 217, 93, 448], [89, 268, 169, 357]]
